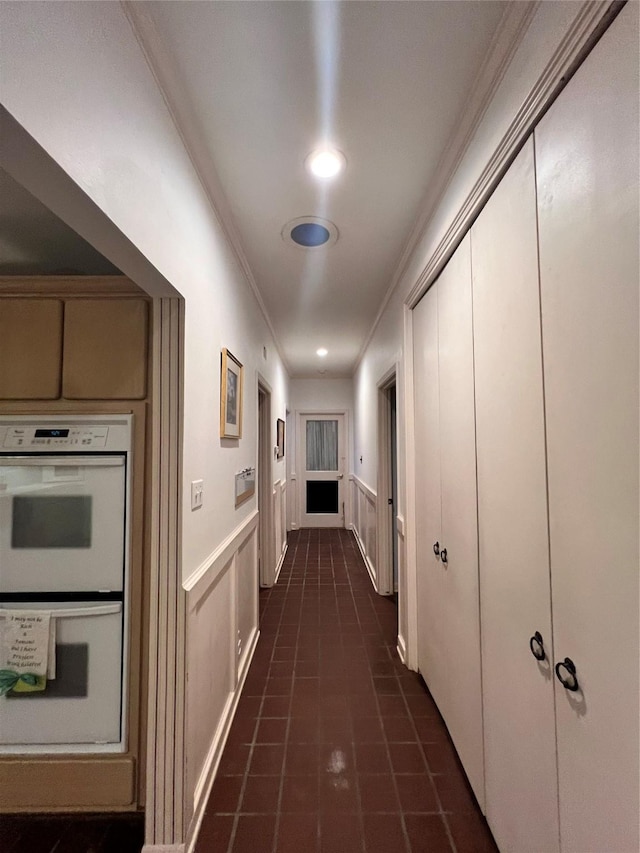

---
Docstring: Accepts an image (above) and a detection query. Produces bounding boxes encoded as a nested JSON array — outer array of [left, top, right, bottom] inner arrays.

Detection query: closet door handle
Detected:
[[529, 631, 546, 661], [555, 657, 579, 692], [433, 541, 440, 557], [440, 547, 448, 565]]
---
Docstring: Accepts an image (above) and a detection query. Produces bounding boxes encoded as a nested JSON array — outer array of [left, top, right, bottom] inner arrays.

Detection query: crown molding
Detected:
[[356, 0, 620, 371], [121, 1, 291, 376], [354, 0, 538, 371], [404, 0, 621, 310]]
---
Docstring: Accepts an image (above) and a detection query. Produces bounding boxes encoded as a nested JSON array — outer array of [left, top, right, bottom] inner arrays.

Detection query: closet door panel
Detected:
[[437, 234, 484, 807], [472, 139, 559, 853], [536, 5, 639, 850], [413, 285, 445, 697]]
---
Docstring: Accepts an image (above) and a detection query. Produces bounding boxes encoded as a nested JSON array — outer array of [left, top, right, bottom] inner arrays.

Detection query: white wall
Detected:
[[353, 0, 604, 669], [0, 2, 288, 846]]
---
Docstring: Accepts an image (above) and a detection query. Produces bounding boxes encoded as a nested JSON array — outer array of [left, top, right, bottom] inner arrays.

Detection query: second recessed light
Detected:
[[317, 348, 328, 357]]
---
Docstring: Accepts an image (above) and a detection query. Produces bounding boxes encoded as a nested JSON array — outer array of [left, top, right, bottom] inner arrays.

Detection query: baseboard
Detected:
[[397, 634, 407, 665], [184, 626, 260, 853], [274, 541, 288, 585], [142, 845, 185, 853], [352, 525, 378, 593]]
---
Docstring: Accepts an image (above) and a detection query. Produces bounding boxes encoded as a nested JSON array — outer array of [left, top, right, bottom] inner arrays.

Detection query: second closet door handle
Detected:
[[555, 657, 580, 692], [440, 548, 448, 565], [433, 541, 440, 557]]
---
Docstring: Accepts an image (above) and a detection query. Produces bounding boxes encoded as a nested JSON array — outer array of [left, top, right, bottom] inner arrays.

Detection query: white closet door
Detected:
[[536, 4, 639, 851], [413, 284, 444, 694], [472, 138, 559, 853], [437, 234, 484, 807]]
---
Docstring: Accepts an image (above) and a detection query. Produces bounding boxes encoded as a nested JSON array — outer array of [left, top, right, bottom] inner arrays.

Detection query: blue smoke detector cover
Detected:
[[290, 222, 331, 247]]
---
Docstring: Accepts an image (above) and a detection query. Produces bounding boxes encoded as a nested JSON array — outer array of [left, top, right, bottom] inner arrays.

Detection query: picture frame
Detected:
[[276, 418, 285, 459], [220, 348, 243, 439]]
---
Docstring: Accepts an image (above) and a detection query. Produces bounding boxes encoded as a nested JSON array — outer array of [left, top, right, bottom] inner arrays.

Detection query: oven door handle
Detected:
[[0, 603, 122, 620], [0, 457, 124, 468]]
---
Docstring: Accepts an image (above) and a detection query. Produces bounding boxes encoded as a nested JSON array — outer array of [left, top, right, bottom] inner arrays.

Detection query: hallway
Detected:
[[196, 529, 496, 853]]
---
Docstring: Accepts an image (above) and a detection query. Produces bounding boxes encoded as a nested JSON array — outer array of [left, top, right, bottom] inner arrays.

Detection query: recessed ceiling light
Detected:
[[306, 148, 346, 179], [317, 348, 328, 357]]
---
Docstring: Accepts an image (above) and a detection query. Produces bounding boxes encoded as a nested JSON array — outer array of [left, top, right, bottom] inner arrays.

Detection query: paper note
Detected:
[[0, 611, 51, 694]]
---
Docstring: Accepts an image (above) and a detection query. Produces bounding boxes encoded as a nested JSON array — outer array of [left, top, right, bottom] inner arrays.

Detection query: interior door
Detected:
[[413, 284, 444, 693], [472, 138, 559, 853], [436, 233, 484, 808], [536, 5, 639, 850], [299, 414, 346, 528]]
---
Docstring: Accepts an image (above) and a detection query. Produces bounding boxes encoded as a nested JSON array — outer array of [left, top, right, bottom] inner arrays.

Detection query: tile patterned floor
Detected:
[[196, 528, 497, 853]]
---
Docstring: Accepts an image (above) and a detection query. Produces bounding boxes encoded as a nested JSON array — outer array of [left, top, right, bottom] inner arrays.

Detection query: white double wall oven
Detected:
[[0, 415, 133, 754]]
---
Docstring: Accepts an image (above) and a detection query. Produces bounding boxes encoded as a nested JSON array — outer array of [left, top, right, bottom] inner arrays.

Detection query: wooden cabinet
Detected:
[[0, 299, 63, 398], [414, 235, 484, 808], [63, 299, 148, 399], [0, 284, 148, 402], [414, 6, 638, 850]]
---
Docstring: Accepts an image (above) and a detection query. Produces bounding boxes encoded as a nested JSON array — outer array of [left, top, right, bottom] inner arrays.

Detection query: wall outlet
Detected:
[[191, 479, 204, 510]]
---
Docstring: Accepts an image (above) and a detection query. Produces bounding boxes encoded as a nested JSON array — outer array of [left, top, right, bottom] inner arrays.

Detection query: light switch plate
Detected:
[[191, 479, 204, 510]]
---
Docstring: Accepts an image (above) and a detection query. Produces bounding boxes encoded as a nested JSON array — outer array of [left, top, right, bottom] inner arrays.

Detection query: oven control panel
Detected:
[[2, 427, 109, 449]]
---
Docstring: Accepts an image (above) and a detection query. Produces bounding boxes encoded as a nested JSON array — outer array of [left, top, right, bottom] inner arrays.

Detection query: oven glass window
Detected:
[[11, 496, 92, 549]]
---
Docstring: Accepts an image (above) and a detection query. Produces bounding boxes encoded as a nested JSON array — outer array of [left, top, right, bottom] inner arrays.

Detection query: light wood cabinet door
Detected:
[[62, 299, 148, 399], [536, 4, 639, 850], [472, 139, 559, 853], [0, 299, 62, 398], [413, 283, 443, 693], [436, 233, 484, 808]]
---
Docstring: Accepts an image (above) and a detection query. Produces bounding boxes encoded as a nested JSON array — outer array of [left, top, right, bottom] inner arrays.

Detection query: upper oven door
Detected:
[[0, 455, 126, 594]]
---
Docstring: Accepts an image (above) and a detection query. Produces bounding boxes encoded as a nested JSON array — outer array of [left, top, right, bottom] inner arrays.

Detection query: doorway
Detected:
[[376, 373, 399, 598], [297, 412, 346, 528], [257, 381, 274, 586]]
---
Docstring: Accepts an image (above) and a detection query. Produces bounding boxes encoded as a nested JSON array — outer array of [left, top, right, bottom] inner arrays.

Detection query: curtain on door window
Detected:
[[306, 420, 338, 471]]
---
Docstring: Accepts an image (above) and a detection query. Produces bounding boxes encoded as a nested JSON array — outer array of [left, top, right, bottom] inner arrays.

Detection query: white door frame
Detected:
[[257, 374, 275, 586], [294, 409, 349, 529], [376, 365, 399, 597]]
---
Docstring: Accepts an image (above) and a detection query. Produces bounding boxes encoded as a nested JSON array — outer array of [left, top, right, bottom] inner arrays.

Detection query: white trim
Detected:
[[397, 635, 407, 666], [184, 626, 260, 853], [183, 510, 259, 595], [145, 297, 185, 848], [257, 374, 275, 587], [396, 514, 406, 539], [402, 304, 419, 672], [405, 0, 618, 309], [122, 2, 291, 374], [351, 474, 378, 592], [142, 845, 185, 853], [351, 473, 376, 504], [354, 1, 538, 370], [376, 365, 399, 597]]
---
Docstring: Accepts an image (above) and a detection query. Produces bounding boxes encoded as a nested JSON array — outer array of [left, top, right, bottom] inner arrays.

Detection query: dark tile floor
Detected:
[[0, 813, 144, 853], [196, 528, 497, 853]]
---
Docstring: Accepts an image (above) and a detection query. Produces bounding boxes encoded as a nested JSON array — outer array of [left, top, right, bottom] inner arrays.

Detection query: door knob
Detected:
[[433, 541, 440, 557], [440, 547, 448, 565], [529, 631, 546, 661], [555, 657, 579, 692], [337, 474, 343, 480]]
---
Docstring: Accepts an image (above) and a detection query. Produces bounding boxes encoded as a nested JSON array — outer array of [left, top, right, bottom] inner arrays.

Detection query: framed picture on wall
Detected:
[[276, 418, 285, 459], [220, 348, 243, 438]]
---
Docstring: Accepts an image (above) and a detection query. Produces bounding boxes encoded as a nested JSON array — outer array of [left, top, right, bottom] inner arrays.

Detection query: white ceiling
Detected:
[[142, 0, 508, 377]]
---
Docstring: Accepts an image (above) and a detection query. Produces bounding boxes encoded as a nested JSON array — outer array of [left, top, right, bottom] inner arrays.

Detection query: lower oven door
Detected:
[[0, 601, 125, 753]]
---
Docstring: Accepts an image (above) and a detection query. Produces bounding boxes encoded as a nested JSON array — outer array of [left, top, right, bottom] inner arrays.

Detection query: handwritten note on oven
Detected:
[[0, 611, 52, 694]]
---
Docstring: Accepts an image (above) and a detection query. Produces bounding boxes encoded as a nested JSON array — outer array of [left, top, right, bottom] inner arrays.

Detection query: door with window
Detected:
[[299, 413, 346, 528]]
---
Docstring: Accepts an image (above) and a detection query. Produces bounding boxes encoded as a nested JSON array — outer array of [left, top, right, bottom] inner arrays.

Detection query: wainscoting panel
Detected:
[[273, 479, 288, 583], [350, 476, 378, 589], [183, 512, 260, 850]]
